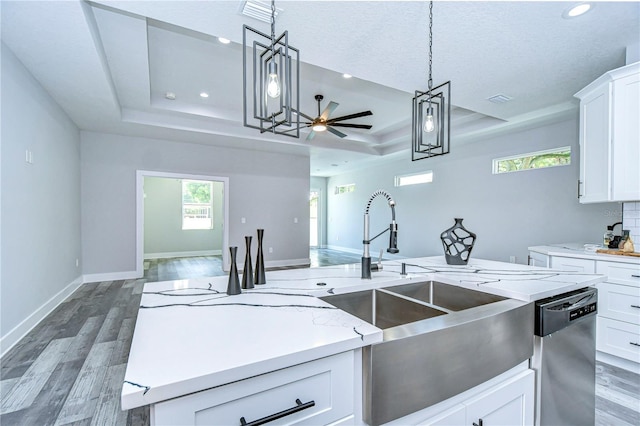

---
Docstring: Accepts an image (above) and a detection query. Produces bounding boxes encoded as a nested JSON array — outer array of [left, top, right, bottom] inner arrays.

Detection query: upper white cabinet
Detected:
[[575, 62, 640, 203]]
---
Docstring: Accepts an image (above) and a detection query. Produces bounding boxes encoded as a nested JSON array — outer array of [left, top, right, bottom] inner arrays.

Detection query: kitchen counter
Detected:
[[121, 255, 605, 410], [529, 243, 640, 265]]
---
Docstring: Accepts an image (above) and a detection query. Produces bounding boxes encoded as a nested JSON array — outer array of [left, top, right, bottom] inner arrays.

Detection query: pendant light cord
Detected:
[[270, 0, 277, 130], [427, 0, 433, 105]]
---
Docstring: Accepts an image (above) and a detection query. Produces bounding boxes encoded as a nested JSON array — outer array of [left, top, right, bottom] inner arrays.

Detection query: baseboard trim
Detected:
[[82, 270, 140, 284], [597, 351, 640, 374], [1, 275, 83, 358], [265, 258, 310, 268], [325, 245, 361, 255], [144, 250, 222, 260]]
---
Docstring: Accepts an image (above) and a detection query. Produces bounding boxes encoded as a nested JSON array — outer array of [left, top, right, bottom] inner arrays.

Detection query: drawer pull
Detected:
[[631, 342, 640, 347], [632, 275, 640, 278], [240, 398, 315, 426], [631, 305, 640, 309]]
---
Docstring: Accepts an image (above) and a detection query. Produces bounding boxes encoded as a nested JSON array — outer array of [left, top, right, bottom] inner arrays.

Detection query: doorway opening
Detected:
[[310, 190, 320, 248], [135, 170, 230, 278]]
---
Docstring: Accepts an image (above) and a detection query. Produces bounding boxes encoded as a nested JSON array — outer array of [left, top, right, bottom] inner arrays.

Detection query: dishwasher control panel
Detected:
[[569, 302, 597, 321]]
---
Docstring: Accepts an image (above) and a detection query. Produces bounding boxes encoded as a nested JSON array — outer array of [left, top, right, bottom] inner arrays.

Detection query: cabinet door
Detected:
[[417, 404, 466, 426], [611, 71, 640, 201], [465, 370, 535, 426], [579, 83, 611, 203], [597, 317, 640, 363], [597, 282, 640, 325], [550, 256, 596, 273]]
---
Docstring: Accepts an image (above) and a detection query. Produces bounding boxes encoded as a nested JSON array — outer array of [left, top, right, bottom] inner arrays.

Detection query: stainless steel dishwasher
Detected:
[[531, 287, 598, 426]]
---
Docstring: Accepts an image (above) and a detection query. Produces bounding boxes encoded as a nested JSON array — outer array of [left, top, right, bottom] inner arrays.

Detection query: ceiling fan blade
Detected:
[[292, 109, 315, 122], [306, 130, 317, 141], [326, 110, 373, 123], [327, 127, 348, 138], [330, 123, 373, 129], [320, 101, 339, 120]]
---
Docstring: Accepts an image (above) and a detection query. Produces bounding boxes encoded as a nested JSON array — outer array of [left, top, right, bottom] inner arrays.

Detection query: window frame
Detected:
[[334, 183, 356, 195], [492, 146, 571, 174], [394, 170, 434, 187], [181, 179, 214, 230]]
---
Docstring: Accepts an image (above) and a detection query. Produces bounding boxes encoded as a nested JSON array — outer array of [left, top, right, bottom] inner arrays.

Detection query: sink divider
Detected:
[[377, 287, 455, 315]]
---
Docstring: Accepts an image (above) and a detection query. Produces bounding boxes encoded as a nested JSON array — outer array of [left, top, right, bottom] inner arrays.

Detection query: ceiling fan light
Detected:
[[312, 123, 327, 132]]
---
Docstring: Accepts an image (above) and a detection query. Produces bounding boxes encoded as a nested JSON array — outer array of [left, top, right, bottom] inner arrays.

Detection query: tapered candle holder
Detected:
[[242, 236, 254, 289], [227, 246, 241, 295], [254, 229, 266, 285]]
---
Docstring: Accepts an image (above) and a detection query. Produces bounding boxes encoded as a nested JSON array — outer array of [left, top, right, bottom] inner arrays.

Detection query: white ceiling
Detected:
[[2, 1, 639, 176]]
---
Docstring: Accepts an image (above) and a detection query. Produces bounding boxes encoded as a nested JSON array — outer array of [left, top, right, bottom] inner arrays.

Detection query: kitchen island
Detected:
[[122, 256, 605, 425]]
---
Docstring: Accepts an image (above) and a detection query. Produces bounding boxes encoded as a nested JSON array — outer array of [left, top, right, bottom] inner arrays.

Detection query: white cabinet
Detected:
[[549, 256, 595, 273], [417, 370, 535, 426], [595, 260, 640, 364], [151, 351, 355, 425], [528, 251, 549, 268], [575, 61, 640, 203]]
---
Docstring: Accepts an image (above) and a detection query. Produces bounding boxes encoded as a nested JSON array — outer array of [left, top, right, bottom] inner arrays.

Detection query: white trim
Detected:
[[325, 245, 362, 255], [82, 270, 139, 284], [137, 171, 230, 276], [265, 258, 310, 268], [1, 275, 83, 357], [144, 250, 222, 260], [597, 351, 640, 374]]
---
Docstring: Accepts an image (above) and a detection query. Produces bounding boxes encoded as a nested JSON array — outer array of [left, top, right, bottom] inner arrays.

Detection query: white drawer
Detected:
[[596, 261, 640, 287], [152, 351, 354, 425], [550, 256, 596, 273], [597, 282, 640, 325], [596, 317, 640, 363]]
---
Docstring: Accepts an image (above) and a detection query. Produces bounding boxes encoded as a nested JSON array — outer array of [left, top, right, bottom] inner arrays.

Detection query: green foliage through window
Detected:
[[493, 147, 571, 174], [335, 183, 355, 195], [182, 180, 213, 230]]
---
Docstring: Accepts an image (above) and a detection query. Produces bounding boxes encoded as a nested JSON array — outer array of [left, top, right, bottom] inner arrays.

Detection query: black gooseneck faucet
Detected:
[[362, 190, 399, 279]]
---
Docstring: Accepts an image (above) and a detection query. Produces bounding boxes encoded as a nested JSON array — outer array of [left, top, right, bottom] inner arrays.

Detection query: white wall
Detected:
[[1, 44, 82, 351], [81, 132, 310, 278], [327, 117, 620, 264], [143, 177, 224, 257]]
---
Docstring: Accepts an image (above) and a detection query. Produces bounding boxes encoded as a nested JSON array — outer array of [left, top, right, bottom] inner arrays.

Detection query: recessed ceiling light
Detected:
[[218, 37, 231, 44], [165, 92, 176, 100], [200, 92, 209, 98], [343, 73, 353, 79], [563, 3, 592, 19]]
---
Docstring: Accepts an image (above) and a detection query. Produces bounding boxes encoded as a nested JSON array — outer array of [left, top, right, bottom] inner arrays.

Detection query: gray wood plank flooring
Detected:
[[1, 251, 638, 425]]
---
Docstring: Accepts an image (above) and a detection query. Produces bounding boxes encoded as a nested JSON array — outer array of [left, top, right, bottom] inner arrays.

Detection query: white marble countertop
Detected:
[[529, 243, 640, 265], [121, 255, 605, 409]]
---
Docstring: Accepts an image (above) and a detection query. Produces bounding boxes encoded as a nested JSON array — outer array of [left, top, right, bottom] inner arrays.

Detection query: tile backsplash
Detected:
[[623, 202, 640, 247]]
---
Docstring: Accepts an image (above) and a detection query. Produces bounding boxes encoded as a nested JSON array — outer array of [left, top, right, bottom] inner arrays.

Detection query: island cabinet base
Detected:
[[383, 365, 534, 426], [151, 350, 355, 425]]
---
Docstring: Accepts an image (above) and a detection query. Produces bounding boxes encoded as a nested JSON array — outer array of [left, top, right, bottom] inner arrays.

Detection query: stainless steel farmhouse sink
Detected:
[[321, 281, 533, 425]]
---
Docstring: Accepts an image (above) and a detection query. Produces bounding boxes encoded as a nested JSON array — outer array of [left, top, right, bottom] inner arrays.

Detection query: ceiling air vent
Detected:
[[241, 1, 282, 23], [487, 94, 513, 104]]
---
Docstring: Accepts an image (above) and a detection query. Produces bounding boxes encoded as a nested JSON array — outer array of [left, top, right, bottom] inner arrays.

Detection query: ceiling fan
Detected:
[[293, 95, 373, 141]]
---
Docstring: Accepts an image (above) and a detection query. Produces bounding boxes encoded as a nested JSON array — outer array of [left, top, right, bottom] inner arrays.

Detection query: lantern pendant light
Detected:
[[242, 0, 300, 137], [412, 0, 451, 160]]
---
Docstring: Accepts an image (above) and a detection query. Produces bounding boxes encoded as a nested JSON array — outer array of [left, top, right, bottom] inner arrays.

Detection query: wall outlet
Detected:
[[75, 258, 79, 267], [241, 217, 246, 224], [268, 247, 273, 253], [509, 256, 516, 264], [293, 217, 298, 224]]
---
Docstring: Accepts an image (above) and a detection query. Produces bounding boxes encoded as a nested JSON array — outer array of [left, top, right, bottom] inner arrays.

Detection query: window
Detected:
[[335, 183, 355, 195], [492, 146, 571, 174], [182, 180, 213, 230], [394, 171, 433, 187]]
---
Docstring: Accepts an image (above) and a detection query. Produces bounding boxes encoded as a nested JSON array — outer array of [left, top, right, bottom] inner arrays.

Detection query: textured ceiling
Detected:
[[2, 1, 639, 176]]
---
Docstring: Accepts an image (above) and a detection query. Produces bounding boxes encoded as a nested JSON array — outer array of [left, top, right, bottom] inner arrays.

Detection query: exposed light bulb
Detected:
[[267, 62, 281, 98], [423, 111, 436, 133]]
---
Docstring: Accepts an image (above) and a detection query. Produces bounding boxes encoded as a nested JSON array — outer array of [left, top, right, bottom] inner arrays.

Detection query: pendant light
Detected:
[[242, 0, 300, 137], [412, 0, 451, 161]]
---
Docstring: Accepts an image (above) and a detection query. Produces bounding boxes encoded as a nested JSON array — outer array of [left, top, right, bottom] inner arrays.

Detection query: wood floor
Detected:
[[1, 249, 638, 425]]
